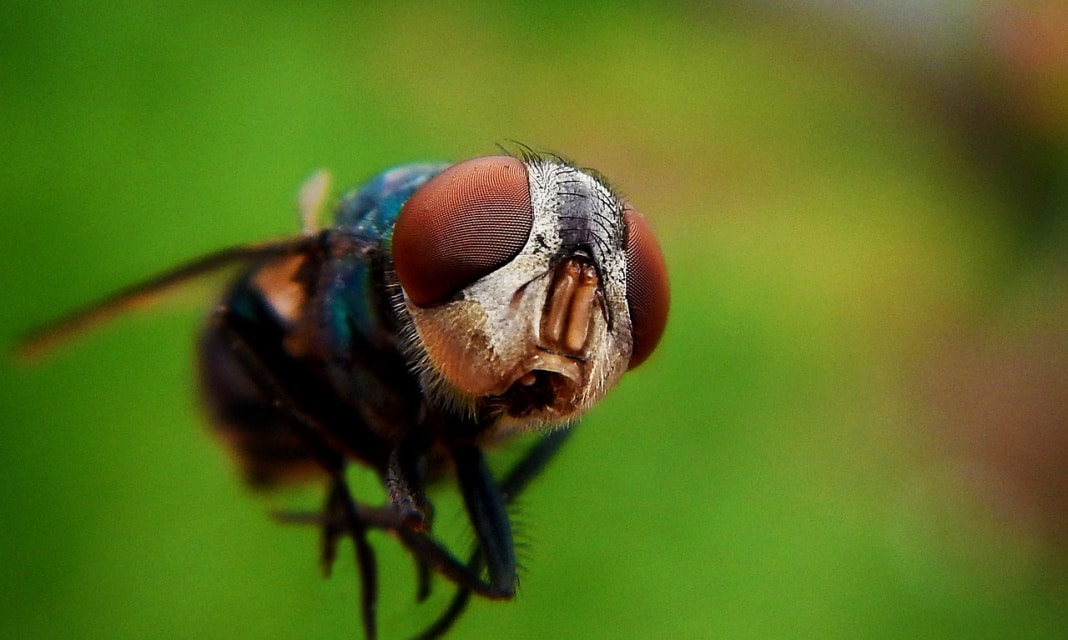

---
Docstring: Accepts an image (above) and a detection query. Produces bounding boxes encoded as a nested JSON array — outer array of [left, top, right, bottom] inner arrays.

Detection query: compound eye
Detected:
[[393, 156, 534, 307], [623, 206, 669, 369]]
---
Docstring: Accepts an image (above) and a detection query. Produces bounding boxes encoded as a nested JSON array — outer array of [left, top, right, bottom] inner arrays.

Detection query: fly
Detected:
[[17, 150, 670, 639]]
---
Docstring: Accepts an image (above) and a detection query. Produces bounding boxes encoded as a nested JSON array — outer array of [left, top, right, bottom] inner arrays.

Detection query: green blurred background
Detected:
[[3, 2, 1068, 638]]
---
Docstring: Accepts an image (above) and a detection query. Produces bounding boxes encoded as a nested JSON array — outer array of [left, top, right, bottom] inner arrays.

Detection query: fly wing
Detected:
[[15, 236, 319, 360]]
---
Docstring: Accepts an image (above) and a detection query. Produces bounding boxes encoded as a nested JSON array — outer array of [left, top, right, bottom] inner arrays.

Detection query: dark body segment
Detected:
[[200, 164, 448, 487]]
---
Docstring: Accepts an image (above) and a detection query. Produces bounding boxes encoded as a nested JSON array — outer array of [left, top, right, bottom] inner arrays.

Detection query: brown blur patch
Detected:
[[924, 310, 1068, 550], [984, 1, 1068, 139]]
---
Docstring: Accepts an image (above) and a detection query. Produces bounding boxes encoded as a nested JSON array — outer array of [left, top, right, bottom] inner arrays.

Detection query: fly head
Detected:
[[391, 155, 669, 434]]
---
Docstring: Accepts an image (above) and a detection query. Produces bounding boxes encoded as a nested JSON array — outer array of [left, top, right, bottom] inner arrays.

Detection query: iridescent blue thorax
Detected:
[[333, 163, 449, 237], [215, 164, 454, 454], [313, 163, 452, 435], [317, 163, 448, 352]]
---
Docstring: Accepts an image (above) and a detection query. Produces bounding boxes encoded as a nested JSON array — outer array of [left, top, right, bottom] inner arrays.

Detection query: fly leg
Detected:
[[211, 308, 382, 640], [381, 441, 516, 603], [411, 428, 573, 640], [322, 474, 380, 640], [386, 433, 433, 532], [452, 443, 516, 597]]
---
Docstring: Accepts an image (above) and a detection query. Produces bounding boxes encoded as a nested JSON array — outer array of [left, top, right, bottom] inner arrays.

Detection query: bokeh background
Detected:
[[3, 2, 1068, 638]]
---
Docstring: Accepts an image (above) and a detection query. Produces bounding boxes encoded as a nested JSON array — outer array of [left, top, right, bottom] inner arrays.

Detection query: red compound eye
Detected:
[[623, 207, 669, 369], [393, 156, 534, 307]]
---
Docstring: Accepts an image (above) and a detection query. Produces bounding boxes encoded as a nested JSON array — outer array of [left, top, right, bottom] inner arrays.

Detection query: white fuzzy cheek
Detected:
[[466, 270, 549, 360], [406, 300, 503, 397]]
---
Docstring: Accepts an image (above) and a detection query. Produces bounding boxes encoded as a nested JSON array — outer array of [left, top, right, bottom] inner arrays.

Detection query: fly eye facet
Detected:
[[393, 156, 534, 307], [623, 207, 669, 369]]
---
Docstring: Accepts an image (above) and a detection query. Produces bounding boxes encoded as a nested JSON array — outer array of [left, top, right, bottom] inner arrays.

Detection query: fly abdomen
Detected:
[[198, 268, 326, 488]]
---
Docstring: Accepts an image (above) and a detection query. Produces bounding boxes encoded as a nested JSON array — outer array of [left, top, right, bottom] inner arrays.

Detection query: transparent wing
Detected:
[[15, 236, 319, 360]]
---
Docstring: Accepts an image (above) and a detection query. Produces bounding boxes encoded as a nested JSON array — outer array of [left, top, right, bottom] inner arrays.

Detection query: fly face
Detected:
[[392, 156, 669, 432]]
